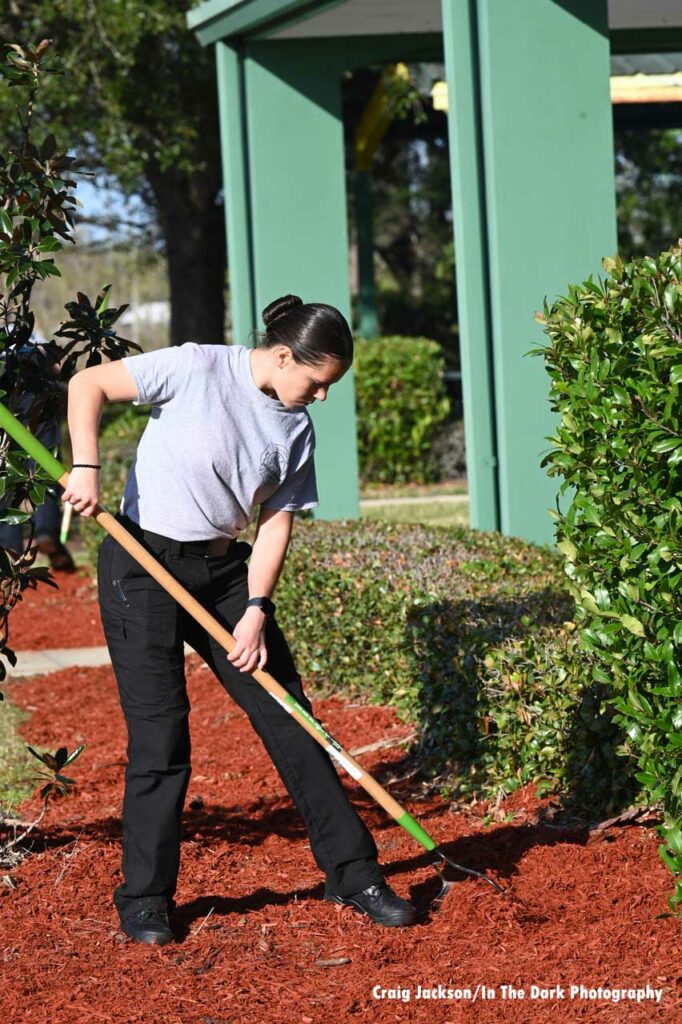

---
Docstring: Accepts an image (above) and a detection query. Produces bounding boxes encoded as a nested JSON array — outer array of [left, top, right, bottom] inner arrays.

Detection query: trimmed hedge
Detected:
[[532, 243, 682, 911], [354, 336, 451, 484], [276, 519, 634, 812]]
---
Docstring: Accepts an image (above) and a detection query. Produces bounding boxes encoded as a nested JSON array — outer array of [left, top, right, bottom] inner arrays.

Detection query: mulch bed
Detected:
[[6, 564, 104, 651], [0, 577, 680, 1023]]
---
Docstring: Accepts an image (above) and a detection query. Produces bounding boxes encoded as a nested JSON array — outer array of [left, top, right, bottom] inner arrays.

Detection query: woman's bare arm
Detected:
[[62, 361, 139, 517], [227, 507, 295, 673]]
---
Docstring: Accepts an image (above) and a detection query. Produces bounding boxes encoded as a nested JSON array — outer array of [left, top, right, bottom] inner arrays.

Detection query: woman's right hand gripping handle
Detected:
[[62, 466, 101, 517]]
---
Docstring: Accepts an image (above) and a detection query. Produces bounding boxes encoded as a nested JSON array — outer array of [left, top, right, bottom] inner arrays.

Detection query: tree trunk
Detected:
[[148, 164, 227, 347]]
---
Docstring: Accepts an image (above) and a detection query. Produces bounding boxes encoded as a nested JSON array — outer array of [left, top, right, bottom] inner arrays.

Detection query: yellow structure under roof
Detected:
[[431, 72, 682, 111], [610, 72, 682, 102], [355, 63, 410, 171]]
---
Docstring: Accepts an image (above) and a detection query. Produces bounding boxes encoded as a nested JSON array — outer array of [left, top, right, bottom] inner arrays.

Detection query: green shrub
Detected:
[[0, 40, 135, 685], [475, 627, 636, 812], [532, 243, 682, 911], [276, 519, 634, 811], [354, 336, 450, 485]]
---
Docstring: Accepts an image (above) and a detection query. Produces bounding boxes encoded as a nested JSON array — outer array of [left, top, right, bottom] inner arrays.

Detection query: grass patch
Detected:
[[360, 479, 468, 499], [0, 695, 34, 814], [361, 498, 469, 530]]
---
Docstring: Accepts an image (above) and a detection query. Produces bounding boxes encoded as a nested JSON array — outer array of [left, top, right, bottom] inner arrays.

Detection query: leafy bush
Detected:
[[275, 519, 634, 812], [0, 40, 135, 684], [354, 336, 450, 484], [532, 244, 682, 911]]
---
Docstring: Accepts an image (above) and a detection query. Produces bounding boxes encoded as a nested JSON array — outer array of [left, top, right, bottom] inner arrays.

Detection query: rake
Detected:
[[0, 400, 506, 906]]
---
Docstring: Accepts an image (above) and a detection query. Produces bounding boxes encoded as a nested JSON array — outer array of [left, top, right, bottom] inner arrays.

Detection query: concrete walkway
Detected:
[[7, 643, 196, 679]]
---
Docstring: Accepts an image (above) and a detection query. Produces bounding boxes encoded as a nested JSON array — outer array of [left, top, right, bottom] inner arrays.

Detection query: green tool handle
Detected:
[[0, 401, 68, 484], [0, 400, 437, 854]]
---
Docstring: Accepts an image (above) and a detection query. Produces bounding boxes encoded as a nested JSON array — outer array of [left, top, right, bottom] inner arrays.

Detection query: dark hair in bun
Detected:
[[258, 294, 353, 367], [262, 294, 303, 327]]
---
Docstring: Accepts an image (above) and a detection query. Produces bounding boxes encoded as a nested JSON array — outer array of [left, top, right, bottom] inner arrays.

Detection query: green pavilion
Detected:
[[187, 0, 682, 545]]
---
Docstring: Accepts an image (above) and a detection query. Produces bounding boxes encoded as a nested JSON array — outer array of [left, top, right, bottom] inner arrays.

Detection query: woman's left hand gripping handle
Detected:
[[227, 606, 269, 673], [62, 467, 100, 517]]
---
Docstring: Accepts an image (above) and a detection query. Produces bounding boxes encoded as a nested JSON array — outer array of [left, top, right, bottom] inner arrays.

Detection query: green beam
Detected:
[[610, 28, 682, 54], [442, 0, 616, 545], [355, 170, 378, 339], [476, 0, 616, 544], [441, 0, 499, 532], [216, 41, 256, 343], [188, 0, 346, 47], [251, 33, 443, 63], [241, 39, 360, 520]]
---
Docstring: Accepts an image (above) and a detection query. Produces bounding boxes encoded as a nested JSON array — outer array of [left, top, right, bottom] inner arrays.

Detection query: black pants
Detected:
[[97, 514, 383, 915]]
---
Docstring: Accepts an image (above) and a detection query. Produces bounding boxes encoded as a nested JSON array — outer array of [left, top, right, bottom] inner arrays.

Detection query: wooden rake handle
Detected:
[[0, 400, 437, 855]]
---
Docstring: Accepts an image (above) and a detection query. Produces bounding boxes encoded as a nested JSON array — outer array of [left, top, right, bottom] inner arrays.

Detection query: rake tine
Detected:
[[433, 847, 507, 896]]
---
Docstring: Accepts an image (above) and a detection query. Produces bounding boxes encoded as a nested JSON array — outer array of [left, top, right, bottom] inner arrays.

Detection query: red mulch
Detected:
[[1, 579, 680, 1023], [6, 564, 105, 651]]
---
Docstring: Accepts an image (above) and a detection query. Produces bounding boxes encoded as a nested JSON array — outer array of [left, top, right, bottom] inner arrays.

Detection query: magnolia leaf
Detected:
[[663, 825, 682, 857], [621, 614, 645, 637], [651, 437, 680, 454], [96, 284, 112, 314], [557, 538, 577, 562], [663, 283, 680, 314], [26, 745, 49, 766], [62, 743, 86, 767]]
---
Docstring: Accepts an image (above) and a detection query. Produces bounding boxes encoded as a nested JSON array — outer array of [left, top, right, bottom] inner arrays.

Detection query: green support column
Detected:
[[355, 169, 378, 339], [240, 40, 359, 520], [442, 0, 616, 545], [442, 0, 499, 533], [216, 42, 257, 345], [478, 0, 615, 544]]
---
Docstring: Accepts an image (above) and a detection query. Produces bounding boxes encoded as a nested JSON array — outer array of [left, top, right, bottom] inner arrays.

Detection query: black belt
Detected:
[[116, 514, 236, 558]]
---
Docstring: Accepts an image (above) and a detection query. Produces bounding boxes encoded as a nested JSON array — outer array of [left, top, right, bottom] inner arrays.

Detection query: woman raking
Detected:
[[63, 295, 417, 945]]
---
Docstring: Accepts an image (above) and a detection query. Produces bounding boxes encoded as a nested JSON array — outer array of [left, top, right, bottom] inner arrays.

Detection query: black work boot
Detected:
[[118, 897, 175, 946], [325, 881, 417, 927]]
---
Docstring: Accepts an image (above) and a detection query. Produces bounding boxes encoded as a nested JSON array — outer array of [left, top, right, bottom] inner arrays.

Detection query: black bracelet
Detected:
[[247, 596, 276, 617], [72, 463, 101, 469]]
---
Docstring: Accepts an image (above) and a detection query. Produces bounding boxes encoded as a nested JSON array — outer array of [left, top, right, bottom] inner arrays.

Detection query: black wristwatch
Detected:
[[246, 596, 276, 617]]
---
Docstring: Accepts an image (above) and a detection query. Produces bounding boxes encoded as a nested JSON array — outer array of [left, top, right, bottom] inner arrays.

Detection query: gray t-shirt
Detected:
[[119, 343, 318, 540]]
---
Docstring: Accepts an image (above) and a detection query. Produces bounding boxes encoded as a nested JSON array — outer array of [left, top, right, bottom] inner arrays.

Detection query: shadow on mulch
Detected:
[[17, 784, 663, 923]]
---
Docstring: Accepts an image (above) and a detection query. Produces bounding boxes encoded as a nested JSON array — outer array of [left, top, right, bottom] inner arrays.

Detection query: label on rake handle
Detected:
[[272, 690, 332, 739], [325, 744, 363, 780], [270, 692, 294, 715], [269, 689, 363, 779]]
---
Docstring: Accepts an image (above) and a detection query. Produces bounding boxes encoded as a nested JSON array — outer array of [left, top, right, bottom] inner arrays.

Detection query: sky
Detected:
[[71, 176, 150, 245]]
